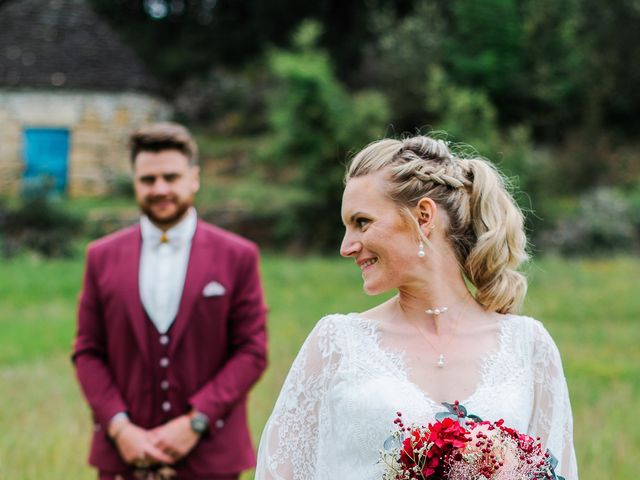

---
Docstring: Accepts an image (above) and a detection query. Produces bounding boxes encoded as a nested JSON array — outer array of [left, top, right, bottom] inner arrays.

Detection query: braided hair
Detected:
[[345, 136, 528, 314]]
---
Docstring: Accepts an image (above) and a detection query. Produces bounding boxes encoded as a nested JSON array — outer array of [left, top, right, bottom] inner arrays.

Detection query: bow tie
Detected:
[[153, 231, 182, 250]]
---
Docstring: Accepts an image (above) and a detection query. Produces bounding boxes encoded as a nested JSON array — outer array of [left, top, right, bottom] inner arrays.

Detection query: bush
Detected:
[[173, 65, 269, 135], [361, 2, 446, 131], [107, 173, 134, 198], [259, 21, 389, 251], [544, 187, 638, 256], [1, 187, 85, 258], [425, 66, 499, 151], [424, 66, 538, 186], [628, 184, 640, 234]]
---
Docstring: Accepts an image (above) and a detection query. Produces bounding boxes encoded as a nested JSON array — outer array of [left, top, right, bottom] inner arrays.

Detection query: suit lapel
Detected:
[[121, 226, 151, 364], [169, 223, 213, 356]]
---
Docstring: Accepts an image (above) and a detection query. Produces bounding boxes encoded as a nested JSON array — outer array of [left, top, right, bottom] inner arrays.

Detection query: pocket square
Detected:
[[202, 281, 226, 297]]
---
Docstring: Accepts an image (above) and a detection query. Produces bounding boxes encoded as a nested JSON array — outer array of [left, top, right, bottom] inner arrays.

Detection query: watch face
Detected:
[[191, 414, 209, 433]]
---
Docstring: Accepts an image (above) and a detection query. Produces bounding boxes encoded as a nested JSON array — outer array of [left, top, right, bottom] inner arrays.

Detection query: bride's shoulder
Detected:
[[505, 313, 554, 338], [504, 313, 562, 357], [312, 312, 373, 335], [305, 299, 394, 349], [304, 312, 377, 346], [294, 313, 365, 360]]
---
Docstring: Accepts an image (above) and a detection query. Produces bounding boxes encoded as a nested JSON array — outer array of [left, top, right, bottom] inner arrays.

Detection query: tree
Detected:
[[361, 1, 447, 132], [262, 21, 389, 250], [577, 0, 640, 135], [444, 0, 527, 125], [518, 0, 582, 139], [89, 0, 417, 89]]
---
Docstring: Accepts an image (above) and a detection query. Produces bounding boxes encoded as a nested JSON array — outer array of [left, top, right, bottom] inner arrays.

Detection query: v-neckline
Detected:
[[348, 312, 511, 408]]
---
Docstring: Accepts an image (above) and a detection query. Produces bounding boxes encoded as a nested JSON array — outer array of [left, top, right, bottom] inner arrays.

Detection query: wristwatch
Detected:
[[189, 411, 210, 434]]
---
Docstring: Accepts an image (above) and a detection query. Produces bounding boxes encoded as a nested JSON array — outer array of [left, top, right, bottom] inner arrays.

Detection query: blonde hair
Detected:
[[346, 136, 528, 314]]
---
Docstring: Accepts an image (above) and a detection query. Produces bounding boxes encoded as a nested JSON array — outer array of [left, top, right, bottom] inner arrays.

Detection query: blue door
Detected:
[[23, 128, 70, 194]]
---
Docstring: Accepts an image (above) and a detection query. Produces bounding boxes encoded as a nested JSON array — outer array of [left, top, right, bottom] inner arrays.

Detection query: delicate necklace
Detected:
[[400, 300, 460, 368]]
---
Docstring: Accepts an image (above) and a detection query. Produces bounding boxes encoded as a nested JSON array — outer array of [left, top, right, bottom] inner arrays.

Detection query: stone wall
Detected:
[[0, 89, 171, 196]]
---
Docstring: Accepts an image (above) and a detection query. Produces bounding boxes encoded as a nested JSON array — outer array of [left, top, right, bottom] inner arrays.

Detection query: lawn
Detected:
[[0, 254, 638, 479]]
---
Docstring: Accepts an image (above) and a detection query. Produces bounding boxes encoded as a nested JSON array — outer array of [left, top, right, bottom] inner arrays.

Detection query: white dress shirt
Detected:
[[139, 208, 197, 334]]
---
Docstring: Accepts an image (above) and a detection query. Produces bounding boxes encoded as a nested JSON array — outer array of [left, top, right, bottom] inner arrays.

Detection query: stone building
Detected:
[[0, 0, 171, 196]]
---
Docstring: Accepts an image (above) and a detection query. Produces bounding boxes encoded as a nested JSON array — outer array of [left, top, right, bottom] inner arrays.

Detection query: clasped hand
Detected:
[[113, 415, 200, 468]]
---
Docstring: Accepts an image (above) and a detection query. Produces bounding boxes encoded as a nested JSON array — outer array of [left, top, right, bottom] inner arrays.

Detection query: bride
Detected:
[[255, 136, 578, 479]]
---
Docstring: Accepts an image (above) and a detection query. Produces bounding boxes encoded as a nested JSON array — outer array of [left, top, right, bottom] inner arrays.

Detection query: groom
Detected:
[[72, 122, 268, 480]]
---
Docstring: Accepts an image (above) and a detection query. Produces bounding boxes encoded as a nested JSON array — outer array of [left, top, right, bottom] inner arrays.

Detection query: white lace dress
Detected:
[[256, 313, 578, 480]]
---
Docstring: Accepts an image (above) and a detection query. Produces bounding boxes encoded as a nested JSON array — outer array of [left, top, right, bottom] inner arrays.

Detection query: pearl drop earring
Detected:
[[418, 241, 425, 258]]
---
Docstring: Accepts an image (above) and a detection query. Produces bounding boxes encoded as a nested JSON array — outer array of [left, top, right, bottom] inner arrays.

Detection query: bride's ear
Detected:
[[415, 197, 438, 234]]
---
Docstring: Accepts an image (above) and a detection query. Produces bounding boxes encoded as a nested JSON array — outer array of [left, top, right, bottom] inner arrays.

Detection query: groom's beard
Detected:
[[139, 194, 193, 228]]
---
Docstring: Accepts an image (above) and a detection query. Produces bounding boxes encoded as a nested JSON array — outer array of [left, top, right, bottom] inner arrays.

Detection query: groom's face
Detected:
[[133, 149, 200, 229]]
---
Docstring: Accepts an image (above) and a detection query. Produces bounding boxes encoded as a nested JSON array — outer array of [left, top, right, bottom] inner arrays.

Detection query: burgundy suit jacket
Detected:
[[72, 220, 268, 477]]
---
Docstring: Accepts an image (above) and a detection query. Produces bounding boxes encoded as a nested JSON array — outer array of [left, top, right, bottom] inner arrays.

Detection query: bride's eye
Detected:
[[355, 217, 370, 229]]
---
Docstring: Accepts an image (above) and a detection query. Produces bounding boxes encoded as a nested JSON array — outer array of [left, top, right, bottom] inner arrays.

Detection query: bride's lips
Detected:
[[357, 257, 378, 271]]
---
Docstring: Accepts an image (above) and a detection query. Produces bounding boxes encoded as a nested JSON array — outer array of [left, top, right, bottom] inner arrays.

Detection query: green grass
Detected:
[[0, 254, 638, 479]]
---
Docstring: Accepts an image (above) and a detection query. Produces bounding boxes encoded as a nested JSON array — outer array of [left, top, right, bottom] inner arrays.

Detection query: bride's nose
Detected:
[[340, 233, 362, 257]]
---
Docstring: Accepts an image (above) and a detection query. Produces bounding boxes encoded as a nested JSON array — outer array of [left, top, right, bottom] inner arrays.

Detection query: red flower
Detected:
[[400, 431, 430, 467], [398, 429, 442, 478], [382, 406, 562, 480], [400, 430, 429, 463], [428, 417, 470, 453]]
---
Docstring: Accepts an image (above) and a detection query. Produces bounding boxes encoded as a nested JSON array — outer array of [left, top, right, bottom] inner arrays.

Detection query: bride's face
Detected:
[[340, 172, 421, 295]]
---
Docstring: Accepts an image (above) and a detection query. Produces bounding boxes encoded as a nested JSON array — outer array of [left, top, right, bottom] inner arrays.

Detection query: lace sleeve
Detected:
[[529, 321, 579, 480], [255, 315, 344, 480]]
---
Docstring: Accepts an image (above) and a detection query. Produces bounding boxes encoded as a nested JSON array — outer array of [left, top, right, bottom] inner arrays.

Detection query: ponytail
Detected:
[[464, 159, 528, 313]]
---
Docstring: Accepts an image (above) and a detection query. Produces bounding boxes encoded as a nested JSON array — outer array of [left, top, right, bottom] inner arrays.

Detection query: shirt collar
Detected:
[[140, 208, 197, 249]]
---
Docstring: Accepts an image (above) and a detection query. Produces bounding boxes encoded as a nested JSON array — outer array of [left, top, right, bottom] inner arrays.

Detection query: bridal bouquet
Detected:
[[379, 402, 564, 480]]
